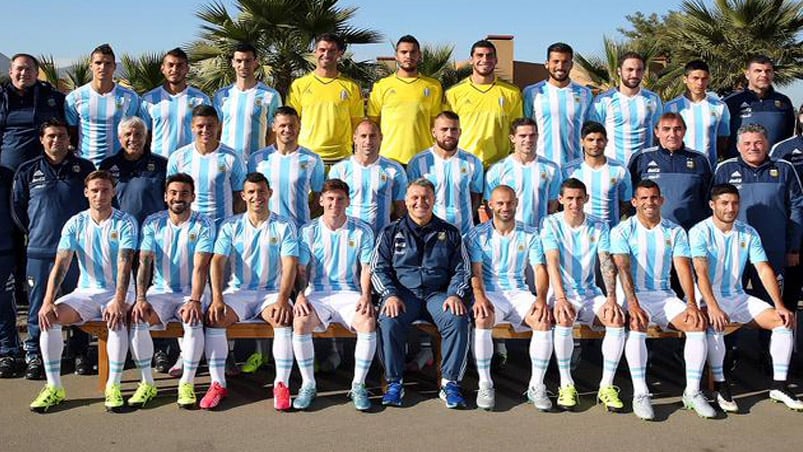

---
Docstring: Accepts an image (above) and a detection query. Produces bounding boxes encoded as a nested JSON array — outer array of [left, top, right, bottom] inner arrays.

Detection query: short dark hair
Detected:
[[510, 117, 538, 134], [746, 54, 773, 69], [39, 118, 69, 136], [619, 51, 644, 68], [85, 170, 115, 187], [657, 112, 687, 129], [164, 47, 189, 63], [192, 105, 219, 120], [321, 178, 350, 196], [546, 42, 574, 59], [10, 53, 39, 70], [470, 40, 496, 56], [165, 173, 195, 193], [91, 44, 115, 60], [396, 35, 420, 51], [684, 60, 709, 75], [710, 183, 740, 200], [560, 177, 587, 196], [408, 177, 435, 194], [232, 43, 258, 59], [274, 105, 299, 119], [435, 110, 460, 122], [581, 121, 606, 139], [316, 33, 346, 51], [244, 172, 270, 188], [634, 179, 661, 196]]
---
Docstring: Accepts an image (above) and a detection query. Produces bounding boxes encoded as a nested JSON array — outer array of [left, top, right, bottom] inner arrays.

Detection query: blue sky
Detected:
[[3, 0, 801, 104]]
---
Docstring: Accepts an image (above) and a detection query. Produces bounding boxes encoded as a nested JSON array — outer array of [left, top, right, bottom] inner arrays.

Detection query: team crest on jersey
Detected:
[[461, 166, 467, 174], [115, 97, 126, 111], [770, 168, 779, 178], [348, 240, 355, 248], [255, 98, 262, 106], [775, 100, 785, 109], [110, 231, 118, 241], [518, 243, 525, 252], [740, 241, 746, 248], [574, 95, 581, 104], [218, 163, 226, 172], [686, 159, 695, 169], [589, 235, 596, 243], [72, 164, 81, 173], [665, 239, 672, 247], [270, 236, 278, 245], [438, 232, 447, 241], [498, 97, 506, 107], [423, 88, 431, 97], [189, 232, 197, 242], [380, 174, 388, 182], [147, 162, 156, 172], [47, 97, 57, 107], [610, 178, 617, 185], [341, 90, 349, 101], [540, 172, 547, 180], [300, 162, 308, 170]]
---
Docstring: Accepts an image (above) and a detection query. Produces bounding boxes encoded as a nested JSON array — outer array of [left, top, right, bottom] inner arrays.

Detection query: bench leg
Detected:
[[96, 330, 109, 393], [432, 334, 442, 385]]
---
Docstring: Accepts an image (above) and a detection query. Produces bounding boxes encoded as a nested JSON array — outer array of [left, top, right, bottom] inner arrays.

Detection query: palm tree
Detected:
[[37, 55, 62, 88], [376, 42, 473, 90], [188, 0, 383, 98], [120, 53, 164, 94], [64, 56, 91, 91]]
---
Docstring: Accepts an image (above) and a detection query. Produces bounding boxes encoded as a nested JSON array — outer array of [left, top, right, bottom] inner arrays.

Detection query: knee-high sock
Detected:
[[205, 328, 228, 387], [273, 327, 293, 386], [292, 333, 315, 387], [353, 332, 376, 385], [180, 323, 204, 384], [684, 331, 707, 393], [129, 322, 154, 384], [553, 325, 574, 387], [770, 327, 794, 382], [600, 327, 625, 388], [706, 329, 726, 382], [41, 325, 64, 388], [529, 330, 553, 388], [107, 326, 130, 388], [473, 328, 493, 385], [625, 331, 648, 395]]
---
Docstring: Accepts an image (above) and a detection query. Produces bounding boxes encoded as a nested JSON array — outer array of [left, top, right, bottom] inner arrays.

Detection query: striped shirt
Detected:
[[213, 82, 282, 159], [589, 88, 663, 164], [299, 217, 374, 292], [485, 155, 561, 228], [248, 145, 325, 227], [407, 148, 483, 235], [664, 93, 730, 167], [465, 221, 544, 292], [561, 158, 632, 227], [328, 156, 408, 234], [610, 216, 689, 292], [57, 208, 138, 290], [523, 81, 593, 167], [140, 85, 212, 158], [213, 212, 299, 291], [139, 210, 215, 293], [540, 212, 609, 297], [64, 83, 142, 167]]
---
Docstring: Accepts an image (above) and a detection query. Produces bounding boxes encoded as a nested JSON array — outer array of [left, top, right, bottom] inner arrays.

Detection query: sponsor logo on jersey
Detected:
[[341, 90, 349, 101], [498, 97, 505, 107], [423, 88, 430, 97]]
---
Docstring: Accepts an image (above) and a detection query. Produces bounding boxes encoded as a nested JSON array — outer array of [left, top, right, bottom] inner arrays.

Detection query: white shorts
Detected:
[[145, 288, 210, 330], [699, 292, 773, 325], [485, 290, 536, 332], [222, 288, 280, 322], [547, 290, 613, 326], [625, 290, 687, 329], [306, 290, 362, 333], [55, 288, 134, 324]]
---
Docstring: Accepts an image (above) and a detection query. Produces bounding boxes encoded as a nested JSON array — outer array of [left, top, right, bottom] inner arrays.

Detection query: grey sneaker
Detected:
[[683, 391, 716, 418], [476, 381, 495, 411], [349, 382, 371, 411], [526, 384, 552, 411], [632, 393, 655, 420], [292, 383, 317, 410]]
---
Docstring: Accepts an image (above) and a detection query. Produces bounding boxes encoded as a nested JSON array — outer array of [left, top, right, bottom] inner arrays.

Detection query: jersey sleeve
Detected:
[[212, 89, 225, 120], [429, 81, 444, 119], [57, 217, 78, 251], [349, 83, 365, 121], [483, 164, 499, 200], [119, 214, 139, 250], [64, 92, 79, 126], [528, 232, 545, 266], [139, 98, 153, 130], [166, 153, 178, 176], [688, 224, 708, 259], [266, 91, 282, 127], [539, 218, 559, 252], [748, 230, 769, 263], [547, 167, 561, 201], [509, 90, 524, 120], [367, 82, 382, 119], [286, 81, 302, 116], [213, 221, 234, 256], [195, 217, 215, 254], [358, 226, 375, 265], [588, 96, 606, 124], [717, 105, 731, 137], [609, 223, 630, 255], [391, 165, 408, 201], [465, 229, 483, 264], [522, 87, 534, 119], [139, 218, 156, 253], [230, 155, 246, 191], [297, 226, 312, 266], [280, 222, 299, 258], [310, 155, 325, 192], [470, 157, 483, 193], [596, 223, 611, 254], [619, 167, 634, 201], [672, 227, 691, 258], [406, 158, 421, 182]]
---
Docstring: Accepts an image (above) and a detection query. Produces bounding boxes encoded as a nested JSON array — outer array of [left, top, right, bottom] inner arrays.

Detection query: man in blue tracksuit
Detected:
[[371, 177, 471, 408], [11, 119, 95, 379], [0, 165, 22, 377]]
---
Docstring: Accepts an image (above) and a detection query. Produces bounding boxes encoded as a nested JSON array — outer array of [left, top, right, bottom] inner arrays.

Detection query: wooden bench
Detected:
[[80, 321, 740, 392]]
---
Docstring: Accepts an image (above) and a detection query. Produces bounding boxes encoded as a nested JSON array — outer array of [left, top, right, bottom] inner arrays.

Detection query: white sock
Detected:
[[600, 327, 625, 388], [529, 330, 553, 388], [625, 331, 648, 395], [107, 326, 130, 388], [41, 325, 64, 388], [473, 328, 493, 386], [553, 325, 574, 387], [273, 327, 293, 386], [205, 328, 228, 387], [180, 322, 204, 384], [684, 331, 707, 393], [353, 332, 376, 386], [770, 327, 794, 381], [706, 329, 726, 382], [494, 340, 507, 355], [292, 333, 316, 387], [129, 322, 154, 384]]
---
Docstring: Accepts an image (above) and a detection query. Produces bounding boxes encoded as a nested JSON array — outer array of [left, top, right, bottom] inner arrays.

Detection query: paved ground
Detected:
[[2, 336, 803, 452]]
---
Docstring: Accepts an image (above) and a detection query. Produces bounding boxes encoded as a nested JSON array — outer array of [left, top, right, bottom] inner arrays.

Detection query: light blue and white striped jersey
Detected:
[[140, 210, 215, 293], [689, 217, 768, 297], [298, 217, 374, 292], [328, 156, 408, 234], [407, 148, 483, 234], [610, 216, 689, 292], [589, 88, 662, 164], [561, 158, 632, 227], [213, 212, 299, 291], [485, 155, 561, 228], [167, 143, 246, 227], [57, 208, 138, 290], [465, 220, 544, 292], [540, 212, 609, 297], [140, 85, 212, 158], [64, 83, 142, 167], [523, 81, 594, 167], [248, 145, 325, 227], [213, 82, 282, 159], [664, 93, 730, 168]]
